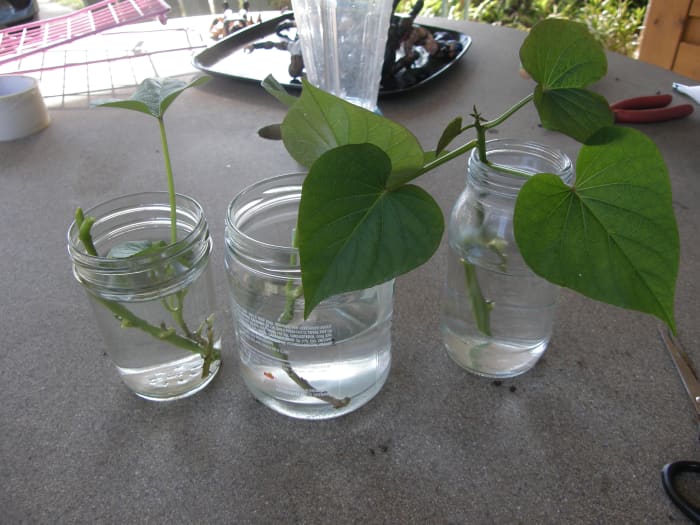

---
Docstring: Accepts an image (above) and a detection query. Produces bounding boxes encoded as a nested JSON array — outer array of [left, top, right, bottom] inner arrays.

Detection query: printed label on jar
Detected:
[[234, 304, 334, 346]]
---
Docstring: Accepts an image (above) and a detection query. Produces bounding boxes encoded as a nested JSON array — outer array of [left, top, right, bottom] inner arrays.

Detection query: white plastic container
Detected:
[[0, 76, 50, 142]]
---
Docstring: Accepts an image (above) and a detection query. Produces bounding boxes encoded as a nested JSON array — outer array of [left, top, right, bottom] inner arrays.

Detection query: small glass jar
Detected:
[[67, 192, 221, 401], [441, 140, 574, 378], [225, 173, 393, 420]]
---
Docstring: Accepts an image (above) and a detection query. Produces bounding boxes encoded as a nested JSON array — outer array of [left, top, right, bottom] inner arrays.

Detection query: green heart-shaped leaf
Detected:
[[298, 143, 444, 317], [514, 126, 678, 330], [520, 18, 607, 89], [534, 86, 614, 143], [95, 76, 210, 118], [521, 19, 612, 143], [281, 80, 425, 187]]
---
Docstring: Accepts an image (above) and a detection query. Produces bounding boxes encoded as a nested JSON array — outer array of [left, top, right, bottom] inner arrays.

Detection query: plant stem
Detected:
[[463, 260, 492, 336], [158, 116, 177, 245], [99, 297, 201, 353], [75, 209, 98, 256], [163, 289, 192, 336], [75, 209, 219, 378], [271, 229, 350, 409], [412, 94, 534, 179], [413, 139, 479, 179], [475, 113, 488, 163], [96, 295, 220, 374], [483, 93, 534, 130]]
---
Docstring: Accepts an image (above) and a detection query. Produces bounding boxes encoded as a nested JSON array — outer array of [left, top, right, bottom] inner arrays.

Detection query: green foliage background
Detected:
[[396, 0, 648, 57]]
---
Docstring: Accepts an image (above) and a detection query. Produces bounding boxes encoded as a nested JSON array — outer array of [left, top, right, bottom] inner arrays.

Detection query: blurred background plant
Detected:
[[395, 0, 648, 57], [51, 0, 647, 57]]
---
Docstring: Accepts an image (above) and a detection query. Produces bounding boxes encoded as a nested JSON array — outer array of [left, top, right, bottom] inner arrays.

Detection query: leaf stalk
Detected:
[[158, 116, 178, 244]]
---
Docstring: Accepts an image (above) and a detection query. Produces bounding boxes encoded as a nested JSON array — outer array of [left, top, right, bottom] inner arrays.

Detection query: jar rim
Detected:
[[469, 138, 573, 176], [467, 138, 574, 196], [225, 172, 306, 253], [67, 192, 208, 270]]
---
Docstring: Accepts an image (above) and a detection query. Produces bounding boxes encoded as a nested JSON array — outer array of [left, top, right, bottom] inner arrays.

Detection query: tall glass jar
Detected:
[[225, 173, 393, 420], [67, 192, 221, 401], [441, 140, 574, 378], [290, 0, 394, 111]]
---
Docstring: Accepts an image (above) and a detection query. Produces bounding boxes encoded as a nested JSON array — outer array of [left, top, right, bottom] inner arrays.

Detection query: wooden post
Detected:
[[638, 0, 700, 80]]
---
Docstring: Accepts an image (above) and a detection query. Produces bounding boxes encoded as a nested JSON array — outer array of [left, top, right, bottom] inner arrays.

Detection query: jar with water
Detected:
[[68, 192, 222, 400], [441, 140, 573, 377], [225, 173, 393, 420]]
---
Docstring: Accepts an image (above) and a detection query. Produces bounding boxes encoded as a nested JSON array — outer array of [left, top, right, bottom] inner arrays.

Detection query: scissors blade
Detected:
[[658, 328, 700, 425]]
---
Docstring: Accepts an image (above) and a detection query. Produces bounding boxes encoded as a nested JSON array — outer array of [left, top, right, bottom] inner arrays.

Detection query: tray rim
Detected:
[[192, 12, 472, 97]]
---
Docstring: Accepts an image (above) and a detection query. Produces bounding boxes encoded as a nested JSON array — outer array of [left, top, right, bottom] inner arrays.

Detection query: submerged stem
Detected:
[[463, 260, 493, 336], [272, 229, 351, 409], [75, 209, 219, 378]]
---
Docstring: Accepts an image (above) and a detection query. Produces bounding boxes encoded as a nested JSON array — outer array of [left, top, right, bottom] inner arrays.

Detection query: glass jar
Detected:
[[290, 0, 394, 111], [441, 140, 574, 378], [67, 192, 221, 401], [225, 173, 393, 420]]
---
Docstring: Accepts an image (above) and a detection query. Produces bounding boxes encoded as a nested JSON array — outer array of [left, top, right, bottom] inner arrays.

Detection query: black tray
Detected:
[[193, 12, 471, 96]]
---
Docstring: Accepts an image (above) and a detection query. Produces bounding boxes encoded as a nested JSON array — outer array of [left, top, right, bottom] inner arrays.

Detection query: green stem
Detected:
[[96, 296, 220, 373], [463, 260, 492, 336], [483, 93, 534, 130], [75, 208, 219, 378], [411, 139, 479, 180], [163, 289, 192, 336], [158, 116, 177, 245], [271, 229, 350, 409], [75, 208, 98, 257], [410, 94, 534, 180], [475, 115, 488, 163]]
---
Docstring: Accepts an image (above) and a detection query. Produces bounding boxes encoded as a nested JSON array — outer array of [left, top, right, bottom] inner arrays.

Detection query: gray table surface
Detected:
[[2, 17, 699, 524]]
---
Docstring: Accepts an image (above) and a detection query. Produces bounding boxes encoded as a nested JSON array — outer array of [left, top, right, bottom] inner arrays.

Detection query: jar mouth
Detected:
[[468, 139, 574, 194], [225, 173, 306, 254], [67, 192, 209, 271]]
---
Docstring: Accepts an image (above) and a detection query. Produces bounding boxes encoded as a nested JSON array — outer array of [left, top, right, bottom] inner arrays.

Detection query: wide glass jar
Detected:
[[225, 173, 393, 420], [441, 140, 574, 378], [67, 192, 221, 401]]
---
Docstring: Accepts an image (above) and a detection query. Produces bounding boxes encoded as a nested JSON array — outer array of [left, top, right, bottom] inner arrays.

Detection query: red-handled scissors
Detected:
[[611, 95, 694, 123], [658, 328, 700, 524]]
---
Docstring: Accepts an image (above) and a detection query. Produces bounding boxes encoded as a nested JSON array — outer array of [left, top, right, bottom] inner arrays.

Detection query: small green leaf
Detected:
[[107, 240, 168, 259], [95, 76, 209, 118], [514, 126, 678, 331], [436, 117, 463, 156], [261, 74, 298, 107], [534, 86, 614, 143], [520, 19, 607, 89], [298, 143, 444, 317], [281, 80, 425, 187]]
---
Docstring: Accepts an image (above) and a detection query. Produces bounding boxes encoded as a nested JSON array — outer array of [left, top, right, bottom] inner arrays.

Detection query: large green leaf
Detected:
[[534, 86, 614, 143], [281, 80, 425, 187], [520, 18, 607, 89], [95, 77, 210, 118], [298, 143, 444, 318], [513, 126, 678, 330]]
